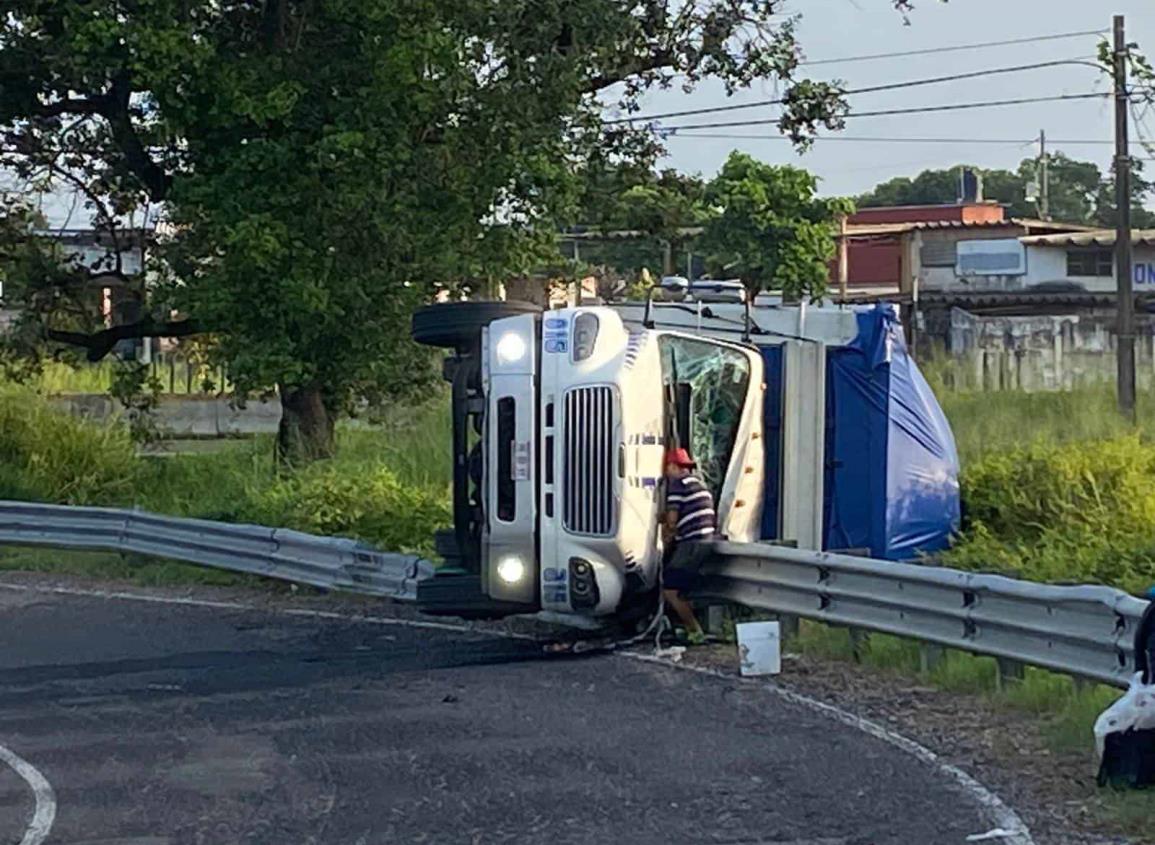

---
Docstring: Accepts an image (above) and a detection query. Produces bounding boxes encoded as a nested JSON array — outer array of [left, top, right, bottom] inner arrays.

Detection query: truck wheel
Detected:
[[411, 301, 543, 350]]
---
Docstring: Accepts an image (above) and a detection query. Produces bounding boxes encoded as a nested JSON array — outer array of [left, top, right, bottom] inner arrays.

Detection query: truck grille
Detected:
[[563, 386, 615, 535]]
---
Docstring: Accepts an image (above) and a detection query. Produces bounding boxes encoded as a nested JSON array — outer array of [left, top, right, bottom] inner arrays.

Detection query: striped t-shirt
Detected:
[[667, 474, 717, 542]]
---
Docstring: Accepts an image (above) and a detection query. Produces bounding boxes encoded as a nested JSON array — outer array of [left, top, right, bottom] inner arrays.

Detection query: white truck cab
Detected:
[[409, 288, 883, 625]]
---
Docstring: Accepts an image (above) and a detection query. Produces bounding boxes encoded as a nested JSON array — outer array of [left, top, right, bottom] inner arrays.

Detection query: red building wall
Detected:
[[847, 239, 902, 286], [849, 203, 1005, 225]]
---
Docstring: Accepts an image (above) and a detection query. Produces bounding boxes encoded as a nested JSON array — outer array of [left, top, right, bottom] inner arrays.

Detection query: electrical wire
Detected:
[[663, 134, 1131, 146], [796, 29, 1108, 67], [654, 92, 1109, 133], [604, 58, 1102, 125], [666, 133, 1037, 144]]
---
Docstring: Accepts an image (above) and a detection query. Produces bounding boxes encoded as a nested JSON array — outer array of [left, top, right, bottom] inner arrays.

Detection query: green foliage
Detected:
[[246, 465, 449, 555], [944, 435, 1155, 594], [699, 152, 853, 300], [0, 387, 138, 505], [960, 436, 1155, 540], [0, 388, 451, 553], [108, 362, 165, 444], [2, 0, 856, 460], [856, 155, 1155, 228], [923, 369, 1155, 595]]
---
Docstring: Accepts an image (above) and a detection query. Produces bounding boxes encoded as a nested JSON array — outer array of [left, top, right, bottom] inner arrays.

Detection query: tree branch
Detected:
[[46, 318, 203, 362], [586, 50, 677, 93], [104, 75, 171, 201]]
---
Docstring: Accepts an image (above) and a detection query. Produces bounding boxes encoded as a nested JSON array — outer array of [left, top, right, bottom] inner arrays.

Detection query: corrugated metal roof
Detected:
[[1019, 229, 1155, 247], [844, 218, 1095, 238]]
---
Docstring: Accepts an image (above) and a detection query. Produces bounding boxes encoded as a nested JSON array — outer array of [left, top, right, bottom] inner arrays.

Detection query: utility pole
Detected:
[[1038, 129, 1050, 221], [1114, 14, 1136, 419]]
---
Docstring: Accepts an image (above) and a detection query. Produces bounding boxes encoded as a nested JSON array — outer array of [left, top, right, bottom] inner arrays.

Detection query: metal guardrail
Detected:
[[702, 542, 1151, 688], [1, 501, 1148, 687], [0, 501, 432, 600]]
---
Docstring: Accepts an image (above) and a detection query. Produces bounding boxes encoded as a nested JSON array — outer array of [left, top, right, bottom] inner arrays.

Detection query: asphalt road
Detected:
[[0, 582, 1004, 845]]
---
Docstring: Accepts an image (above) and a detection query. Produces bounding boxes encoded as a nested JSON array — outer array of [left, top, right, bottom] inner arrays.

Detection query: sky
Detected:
[[616, 0, 1154, 207]]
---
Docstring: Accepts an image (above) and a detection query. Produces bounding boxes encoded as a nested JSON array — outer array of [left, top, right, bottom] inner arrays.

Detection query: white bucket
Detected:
[[737, 621, 781, 677]]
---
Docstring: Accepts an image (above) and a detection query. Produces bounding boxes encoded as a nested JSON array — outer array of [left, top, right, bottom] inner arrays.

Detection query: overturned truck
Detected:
[[411, 284, 960, 625]]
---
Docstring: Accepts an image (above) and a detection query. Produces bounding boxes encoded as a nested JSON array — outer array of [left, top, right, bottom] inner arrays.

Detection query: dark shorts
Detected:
[[662, 540, 714, 593]]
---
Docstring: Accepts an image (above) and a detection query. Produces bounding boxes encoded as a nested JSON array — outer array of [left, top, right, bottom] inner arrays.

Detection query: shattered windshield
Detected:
[[658, 335, 751, 500]]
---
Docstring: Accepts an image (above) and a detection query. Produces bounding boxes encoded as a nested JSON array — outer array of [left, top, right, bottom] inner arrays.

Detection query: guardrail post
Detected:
[[705, 604, 727, 638], [919, 644, 945, 674], [848, 627, 871, 662], [777, 614, 800, 641], [996, 657, 1026, 690]]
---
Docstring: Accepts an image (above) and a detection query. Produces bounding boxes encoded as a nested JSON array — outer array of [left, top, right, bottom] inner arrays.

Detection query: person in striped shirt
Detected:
[[661, 447, 717, 645]]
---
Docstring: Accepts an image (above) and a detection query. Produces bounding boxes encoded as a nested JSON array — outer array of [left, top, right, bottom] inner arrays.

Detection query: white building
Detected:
[[919, 229, 1155, 294]]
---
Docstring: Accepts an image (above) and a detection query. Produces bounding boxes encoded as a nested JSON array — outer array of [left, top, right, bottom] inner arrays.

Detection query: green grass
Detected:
[[0, 385, 453, 579], [31, 359, 230, 396], [938, 384, 1155, 464], [35, 361, 116, 394]]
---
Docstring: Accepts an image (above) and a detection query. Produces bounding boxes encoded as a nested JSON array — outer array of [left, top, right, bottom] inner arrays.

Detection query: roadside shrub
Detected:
[[946, 435, 1155, 594], [0, 388, 138, 505], [960, 435, 1155, 541], [244, 464, 450, 555]]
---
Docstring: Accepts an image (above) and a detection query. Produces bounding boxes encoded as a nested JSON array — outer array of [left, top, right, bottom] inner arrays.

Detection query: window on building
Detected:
[[1066, 248, 1114, 277], [920, 240, 957, 267]]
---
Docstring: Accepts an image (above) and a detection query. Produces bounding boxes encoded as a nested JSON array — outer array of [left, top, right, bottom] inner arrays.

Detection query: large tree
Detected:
[[699, 151, 852, 301], [571, 162, 709, 277], [856, 155, 1155, 228], [0, 0, 859, 462]]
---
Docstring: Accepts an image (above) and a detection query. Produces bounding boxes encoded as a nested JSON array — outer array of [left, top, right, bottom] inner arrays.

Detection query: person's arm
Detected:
[[661, 508, 678, 544]]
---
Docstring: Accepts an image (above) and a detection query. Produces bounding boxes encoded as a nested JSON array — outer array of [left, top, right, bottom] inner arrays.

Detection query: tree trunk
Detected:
[[277, 383, 336, 465]]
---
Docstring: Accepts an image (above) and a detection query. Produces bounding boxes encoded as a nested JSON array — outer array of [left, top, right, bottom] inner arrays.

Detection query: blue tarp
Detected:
[[758, 345, 784, 541], [822, 305, 960, 559]]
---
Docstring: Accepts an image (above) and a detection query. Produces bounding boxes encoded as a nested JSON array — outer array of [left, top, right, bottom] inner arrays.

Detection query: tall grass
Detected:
[[939, 386, 1154, 464], [0, 385, 453, 554], [35, 361, 117, 394], [0, 385, 138, 504], [32, 359, 229, 396]]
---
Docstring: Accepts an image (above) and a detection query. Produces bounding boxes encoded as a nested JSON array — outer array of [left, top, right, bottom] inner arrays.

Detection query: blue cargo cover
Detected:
[[822, 305, 960, 559]]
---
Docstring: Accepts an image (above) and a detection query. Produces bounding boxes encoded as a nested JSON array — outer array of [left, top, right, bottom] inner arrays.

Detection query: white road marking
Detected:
[[0, 578, 1033, 843], [627, 655, 1036, 845], [0, 741, 57, 845]]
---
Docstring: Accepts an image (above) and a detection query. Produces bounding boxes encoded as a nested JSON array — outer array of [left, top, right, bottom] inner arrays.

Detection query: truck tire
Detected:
[[411, 301, 542, 350]]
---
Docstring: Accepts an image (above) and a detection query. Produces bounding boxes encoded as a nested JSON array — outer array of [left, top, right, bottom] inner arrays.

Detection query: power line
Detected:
[[665, 134, 1127, 146], [657, 92, 1109, 132], [605, 58, 1101, 125], [796, 29, 1107, 67]]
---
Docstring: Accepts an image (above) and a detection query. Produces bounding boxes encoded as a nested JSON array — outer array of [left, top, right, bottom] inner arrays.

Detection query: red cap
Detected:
[[665, 447, 696, 468]]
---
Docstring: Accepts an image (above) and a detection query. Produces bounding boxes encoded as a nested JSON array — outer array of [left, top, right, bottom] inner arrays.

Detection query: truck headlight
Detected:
[[496, 555, 527, 584], [496, 332, 528, 365]]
